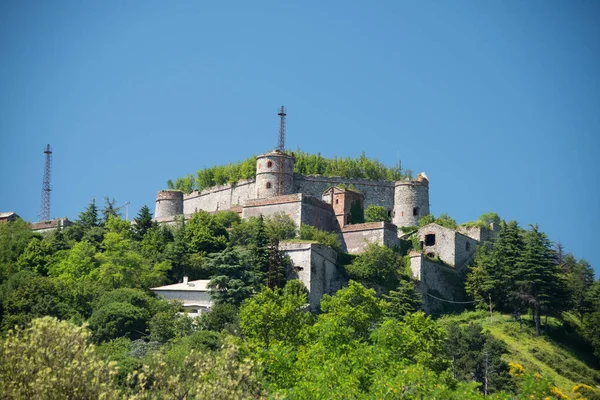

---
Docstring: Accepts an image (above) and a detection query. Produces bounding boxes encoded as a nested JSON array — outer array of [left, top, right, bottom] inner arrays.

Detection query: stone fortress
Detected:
[[154, 115, 497, 313]]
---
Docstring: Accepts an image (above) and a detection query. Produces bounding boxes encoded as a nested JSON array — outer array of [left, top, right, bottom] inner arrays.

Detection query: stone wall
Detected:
[[242, 194, 336, 232], [454, 232, 478, 270], [242, 194, 304, 227], [410, 253, 465, 315], [340, 222, 399, 254], [418, 224, 457, 266], [281, 242, 345, 310], [301, 195, 336, 231], [156, 190, 184, 221], [183, 179, 257, 215], [458, 223, 500, 243], [417, 223, 477, 270], [295, 175, 395, 211]]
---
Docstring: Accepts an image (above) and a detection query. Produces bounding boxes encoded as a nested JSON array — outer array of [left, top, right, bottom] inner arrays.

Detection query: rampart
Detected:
[[183, 178, 257, 214], [295, 175, 395, 210], [242, 193, 335, 232], [340, 222, 399, 254], [281, 241, 344, 310], [409, 252, 465, 315]]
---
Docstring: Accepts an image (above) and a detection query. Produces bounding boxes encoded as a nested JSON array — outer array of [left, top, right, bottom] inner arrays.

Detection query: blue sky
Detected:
[[1, 1, 598, 271]]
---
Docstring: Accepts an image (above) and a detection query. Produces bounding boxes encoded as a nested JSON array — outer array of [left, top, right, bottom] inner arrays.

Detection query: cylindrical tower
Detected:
[[255, 150, 295, 199], [392, 173, 430, 228], [155, 190, 184, 221]]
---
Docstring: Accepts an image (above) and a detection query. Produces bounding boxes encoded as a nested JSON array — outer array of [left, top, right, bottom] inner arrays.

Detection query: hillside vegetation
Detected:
[[167, 150, 410, 193], [439, 311, 600, 397], [1, 200, 599, 398]]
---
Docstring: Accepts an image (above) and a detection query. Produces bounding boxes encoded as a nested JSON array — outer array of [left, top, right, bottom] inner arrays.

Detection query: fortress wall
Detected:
[[419, 224, 456, 267], [340, 222, 399, 254], [301, 195, 336, 231], [295, 175, 395, 210], [454, 232, 478, 270], [410, 253, 464, 315], [281, 242, 344, 310], [183, 179, 256, 214], [242, 194, 303, 227]]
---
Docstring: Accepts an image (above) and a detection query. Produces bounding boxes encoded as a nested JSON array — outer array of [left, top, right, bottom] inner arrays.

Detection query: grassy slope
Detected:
[[438, 310, 600, 396]]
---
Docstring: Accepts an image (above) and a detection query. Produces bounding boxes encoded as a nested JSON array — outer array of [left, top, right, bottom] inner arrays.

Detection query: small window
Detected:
[[267, 161, 273, 168], [425, 233, 436, 246], [387, 210, 392, 217], [266, 182, 272, 189], [466, 242, 471, 251], [413, 207, 419, 216], [335, 199, 339, 204], [401, 211, 404, 217]]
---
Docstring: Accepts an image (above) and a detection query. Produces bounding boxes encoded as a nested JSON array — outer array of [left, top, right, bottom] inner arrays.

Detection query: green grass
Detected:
[[438, 311, 600, 396]]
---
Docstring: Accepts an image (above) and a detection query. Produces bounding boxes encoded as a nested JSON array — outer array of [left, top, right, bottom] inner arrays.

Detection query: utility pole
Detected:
[[483, 351, 489, 396], [489, 294, 493, 323]]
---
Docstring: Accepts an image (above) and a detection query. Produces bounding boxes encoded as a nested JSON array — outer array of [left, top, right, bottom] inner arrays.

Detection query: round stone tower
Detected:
[[155, 190, 184, 221], [255, 150, 295, 199], [392, 173, 430, 228]]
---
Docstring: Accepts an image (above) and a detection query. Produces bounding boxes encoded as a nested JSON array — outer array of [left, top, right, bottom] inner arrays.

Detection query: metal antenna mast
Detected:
[[39, 144, 52, 221], [277, 106, 286, 151]]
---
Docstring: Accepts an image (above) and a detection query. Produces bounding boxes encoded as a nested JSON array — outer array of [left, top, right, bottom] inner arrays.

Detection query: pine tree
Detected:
[[101, 197, 119, 225], [514, 225, 562, 336], [491, 221, 525, 312], [78, 199, 99, 228], [133, 205, 155, 240], [384, 277, 422, 319]]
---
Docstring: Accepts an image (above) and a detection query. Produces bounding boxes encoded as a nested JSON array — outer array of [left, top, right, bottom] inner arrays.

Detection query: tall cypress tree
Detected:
[[514, 225, 561, 336], [490, 221, 525, 312]]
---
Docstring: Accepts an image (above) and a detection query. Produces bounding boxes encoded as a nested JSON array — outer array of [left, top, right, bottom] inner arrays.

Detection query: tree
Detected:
[[365, 205, 390, 223], [207, 247, 261, 306], [265, 212, 297, 242], [0, 317, 120, 399], [445, 323, 513, 395], [101, 197, 120, 225], [133, 205, 155, 240], [298, 224, 341, 251], [514, 225, 564, 335], [78, 198, 99, 228], [16, 236, 55, 275], [564, 256, 595, 322], [488, 221, 525, 312], [345, 243, 400, 290], [184, 210, 228, 254], [128, 340, 264, 399], [240, 280, 311, 349], [0, 272, 78, 331], [0, 218, 36, 282], [317, 281, 385, 343], [384, 277, 422, 319], [88, 301, 149, 343], [49, 240, 98, 281]]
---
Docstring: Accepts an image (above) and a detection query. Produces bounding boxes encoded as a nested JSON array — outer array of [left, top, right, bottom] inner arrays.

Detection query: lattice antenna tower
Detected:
[[39, 144, 52, 221], [277, 105, 286, 151]]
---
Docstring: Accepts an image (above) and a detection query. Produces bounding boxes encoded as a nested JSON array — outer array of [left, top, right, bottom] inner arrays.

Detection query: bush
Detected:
[[298, 225, 341, 251], [0, 317, 120, 398], [365, 205, 390, 223]]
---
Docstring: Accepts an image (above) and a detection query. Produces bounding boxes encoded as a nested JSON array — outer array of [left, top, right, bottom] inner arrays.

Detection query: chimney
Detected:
[[183, 276, 188, 285]]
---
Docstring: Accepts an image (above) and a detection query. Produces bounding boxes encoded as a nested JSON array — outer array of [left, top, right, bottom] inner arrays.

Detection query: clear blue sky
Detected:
[[1, 1, 599, 271]]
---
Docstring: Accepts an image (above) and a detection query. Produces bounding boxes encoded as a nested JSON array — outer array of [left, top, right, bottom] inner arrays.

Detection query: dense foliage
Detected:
[[168, 150, 411, 193], [0, 201, 598, 398]]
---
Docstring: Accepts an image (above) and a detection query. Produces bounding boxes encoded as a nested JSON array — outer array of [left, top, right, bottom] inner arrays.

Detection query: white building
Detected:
[[151, 277, 212, 317]]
